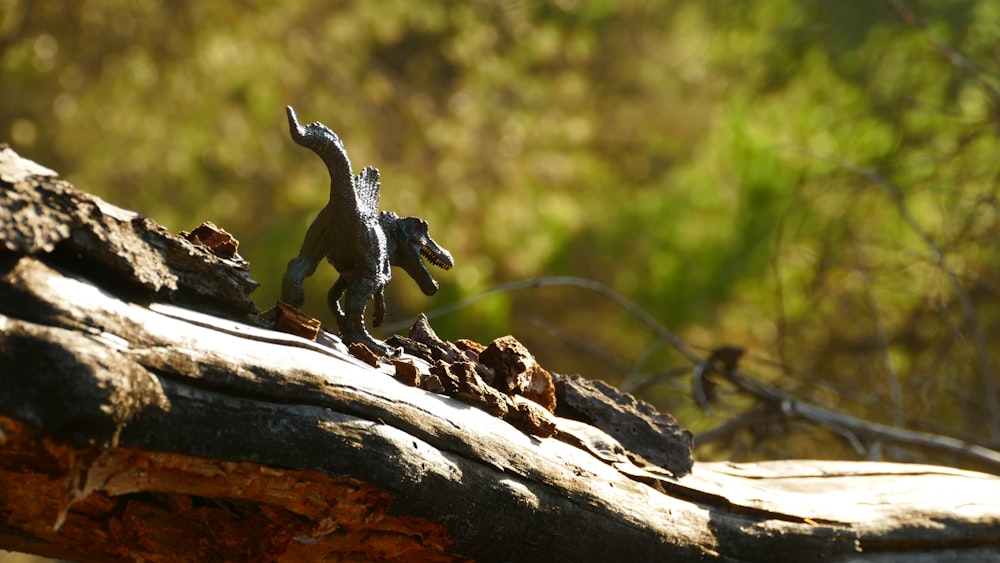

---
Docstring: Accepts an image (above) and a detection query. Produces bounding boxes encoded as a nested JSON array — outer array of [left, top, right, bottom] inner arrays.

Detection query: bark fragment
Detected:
[[270, 299, 322, 341], [395, 315, 558, 437], [180, 221, 240, 260], [479, 335, 557, 413], [555, 374, 694, 477], [348, 342, 380, 368]]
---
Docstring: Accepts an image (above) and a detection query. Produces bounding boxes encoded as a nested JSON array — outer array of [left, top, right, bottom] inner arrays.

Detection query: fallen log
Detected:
[[2, 145, 999, 562]]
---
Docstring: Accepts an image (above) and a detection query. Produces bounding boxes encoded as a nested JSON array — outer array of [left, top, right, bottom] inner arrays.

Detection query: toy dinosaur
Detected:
[[280, 106, 453, 355]]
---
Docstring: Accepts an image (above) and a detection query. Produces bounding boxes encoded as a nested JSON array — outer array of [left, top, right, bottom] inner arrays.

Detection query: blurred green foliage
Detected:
[[4, 0, 1000, 468]]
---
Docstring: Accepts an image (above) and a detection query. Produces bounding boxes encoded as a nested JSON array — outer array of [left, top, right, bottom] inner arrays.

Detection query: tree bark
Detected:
[[2, 146, 999, 562]]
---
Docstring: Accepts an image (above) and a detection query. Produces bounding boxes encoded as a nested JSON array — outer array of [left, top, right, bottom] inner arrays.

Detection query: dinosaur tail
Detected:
[[285, 106, 354, 199]]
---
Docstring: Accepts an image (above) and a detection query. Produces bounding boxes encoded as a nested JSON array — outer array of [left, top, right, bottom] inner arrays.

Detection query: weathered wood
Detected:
[[0, 256, 735, 561], [0, 145, 257, 318], [3, 146, 1000, 562]]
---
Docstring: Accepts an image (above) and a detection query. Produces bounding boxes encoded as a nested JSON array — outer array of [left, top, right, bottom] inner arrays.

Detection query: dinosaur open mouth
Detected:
[[421, 246, 452, 270]]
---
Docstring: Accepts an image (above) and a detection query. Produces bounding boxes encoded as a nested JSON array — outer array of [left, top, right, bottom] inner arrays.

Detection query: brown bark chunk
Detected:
[[349, 342, 380, 367], [391, 359, 421, 387], [270, 299, 322, 341], [479, 336, 557, 413], [180, 221, 240, 260]]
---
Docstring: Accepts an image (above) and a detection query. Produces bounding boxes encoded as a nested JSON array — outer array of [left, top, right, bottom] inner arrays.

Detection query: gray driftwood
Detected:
[[2, 145, 1000, 562]]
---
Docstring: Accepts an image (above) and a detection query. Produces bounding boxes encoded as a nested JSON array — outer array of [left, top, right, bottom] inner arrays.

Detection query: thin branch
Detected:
[[744, 349, 959, 435], [522, 314, 630, 374], [621, 340, 668, 392], [380, 276, 704, 364], [787, 399, 1000, 470], [701, 362, 1000, 471], [695, 404, 777, 446], [885, 0, 1000, 110], [624, 365, 691, 395]]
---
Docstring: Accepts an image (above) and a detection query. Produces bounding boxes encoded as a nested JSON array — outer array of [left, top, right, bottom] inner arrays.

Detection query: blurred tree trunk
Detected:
[[2, 146, 999, 562]]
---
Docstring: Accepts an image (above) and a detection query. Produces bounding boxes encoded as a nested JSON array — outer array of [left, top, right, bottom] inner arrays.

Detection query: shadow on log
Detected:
[[2, 145, 1000, 562]]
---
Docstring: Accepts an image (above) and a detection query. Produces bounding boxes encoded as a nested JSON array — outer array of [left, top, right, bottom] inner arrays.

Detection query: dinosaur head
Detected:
[[381, 212, 453, 295]]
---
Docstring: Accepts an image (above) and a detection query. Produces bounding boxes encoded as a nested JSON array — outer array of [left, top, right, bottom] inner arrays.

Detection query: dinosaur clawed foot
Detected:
[[338, 316, 395, 357]]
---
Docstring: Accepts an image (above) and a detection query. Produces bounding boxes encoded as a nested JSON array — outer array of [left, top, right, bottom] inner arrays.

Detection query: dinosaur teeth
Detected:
[[421, 247, 452, 270]]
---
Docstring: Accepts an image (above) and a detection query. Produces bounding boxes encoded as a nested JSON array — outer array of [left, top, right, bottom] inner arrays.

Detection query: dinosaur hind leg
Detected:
[[336, 275, 390, 355]]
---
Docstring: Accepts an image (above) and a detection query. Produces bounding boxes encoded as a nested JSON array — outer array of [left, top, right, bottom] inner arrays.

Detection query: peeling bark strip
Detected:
[[3, 145, 1000, 561]]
